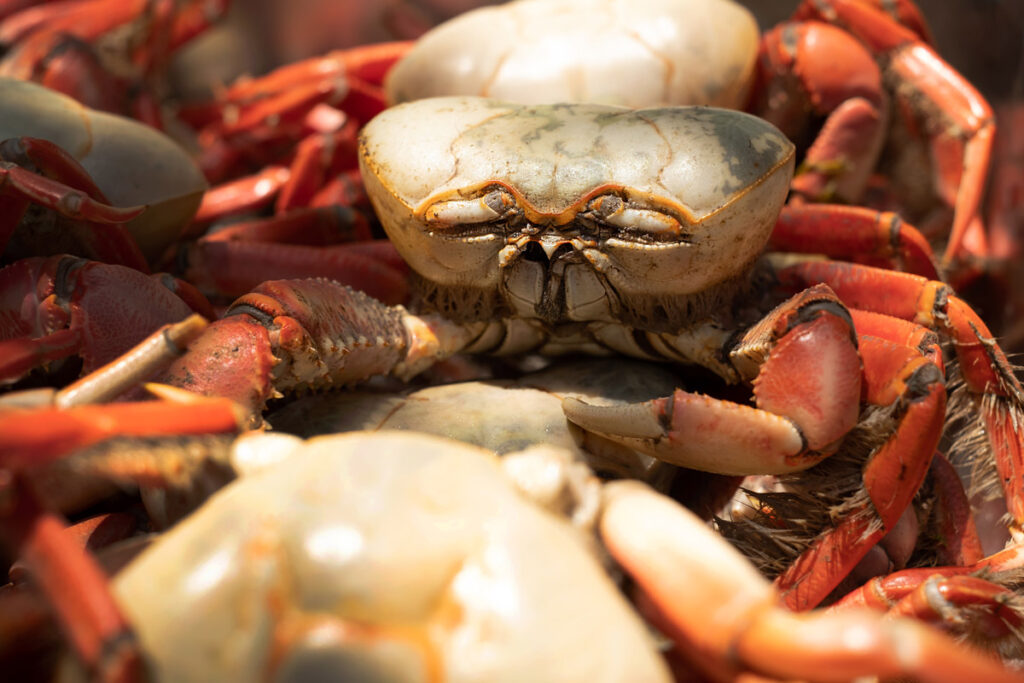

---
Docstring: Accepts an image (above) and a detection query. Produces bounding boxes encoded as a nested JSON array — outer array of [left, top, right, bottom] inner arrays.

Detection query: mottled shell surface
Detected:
[[0, 78, 207, 261], [113, 432, 670, 682], [386, 0, 758, 110], [359, 97, 794, 298]]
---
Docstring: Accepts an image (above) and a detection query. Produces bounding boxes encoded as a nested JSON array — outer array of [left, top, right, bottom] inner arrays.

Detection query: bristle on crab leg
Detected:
[[780, 261, 1024, 539], [159, 279, 481, 423]]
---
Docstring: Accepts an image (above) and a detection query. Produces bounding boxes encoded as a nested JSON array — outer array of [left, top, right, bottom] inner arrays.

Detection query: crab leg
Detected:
[[780, 260, 1024, 536], [198, 205, 370, 246], [159, 279, 481, 422], [189, 165, 291, 231], [0, 159, 148, 270], [275, 115, 361, 213], [0, 476, 146, 683], [757, 20, 887, 204], [770, 204, 939, 280], [563, 285, 862, 475], [796, 0, 995, 270], [178, 240, 408, 304], [600, 481, 1024, 682]]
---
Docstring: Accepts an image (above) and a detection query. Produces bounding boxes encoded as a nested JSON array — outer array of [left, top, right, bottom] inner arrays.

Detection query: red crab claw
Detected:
[[755, 19, 887, 206], [793, 0, 995, 276], [562, 285, 863, 476], [780, 260, 1024, 539], [159, 278, 478, 422], [0, 255, 212, 384], [600, 481, 1024, 682], [769, 204, 940, 281], [0, 143, 149, 270]]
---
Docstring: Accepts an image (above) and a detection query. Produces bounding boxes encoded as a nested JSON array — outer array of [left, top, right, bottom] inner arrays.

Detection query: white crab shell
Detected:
[[385, 0, 758, 110], [112, 432, 670, 682], [359, 97, 794, 313]]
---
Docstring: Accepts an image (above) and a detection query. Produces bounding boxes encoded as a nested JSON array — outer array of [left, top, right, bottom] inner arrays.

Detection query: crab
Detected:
[[383, 0, 993, 288], [0, 78, 223, 387], [266, 356, 683, 488], [53, 430, 1024, 681], [154, 98, 1024, 615]]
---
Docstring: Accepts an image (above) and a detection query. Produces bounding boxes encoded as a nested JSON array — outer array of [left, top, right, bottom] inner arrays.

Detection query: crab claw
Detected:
[[564, 287, 862, 476], [562, 393, 815, 475]]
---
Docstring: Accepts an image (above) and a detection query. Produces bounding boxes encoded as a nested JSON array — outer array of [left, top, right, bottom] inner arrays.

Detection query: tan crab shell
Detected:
[[359, 97, 795, 300], [0, 78, 207, 262], [112, 432, 670, 682], [385, 0, 758, 110]]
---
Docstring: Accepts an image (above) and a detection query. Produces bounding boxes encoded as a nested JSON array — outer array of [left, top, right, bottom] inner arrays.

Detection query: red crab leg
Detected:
[[774, 332, 945, 610], [0, 476, 146, 683], [600, 481, 1024, 682], [222, 41, 413, 102], [159, 278, 479, 420], [200, 205, 371, 246], [848, 308, 942, 367], [1, 396, 243, 466], [179, 240, 408, 304], [756, 20, 887, 205], [780, 261, 1024, 534], [189, 165, 291, 231], [888, 574, 1022, 635], [563, 285, 862, 475], [309, 168, 368, 208], [770, 204, 939, 280], [0, 137, 109, 201], [275, 118, 361, 213], [0, 162, 148, 270], [836, 544, 1024, 612], [798, 0, 995, 270]]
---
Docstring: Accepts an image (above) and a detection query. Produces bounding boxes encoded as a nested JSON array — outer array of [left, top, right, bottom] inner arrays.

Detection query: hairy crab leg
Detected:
[[159, 279, 480, 422], [600, 481, 1024, 682], [563, 285, 862, 475], [779, 260, 1024, 538], [769, 204, 940, 280]]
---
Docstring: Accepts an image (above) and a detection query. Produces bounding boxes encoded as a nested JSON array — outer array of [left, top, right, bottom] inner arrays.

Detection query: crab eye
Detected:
[[586, 195, 681, 237], [425, 188, 516, 226]]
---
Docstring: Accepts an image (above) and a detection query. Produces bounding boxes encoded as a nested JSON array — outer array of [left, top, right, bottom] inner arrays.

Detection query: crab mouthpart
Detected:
[[501, 236, 615, 324]]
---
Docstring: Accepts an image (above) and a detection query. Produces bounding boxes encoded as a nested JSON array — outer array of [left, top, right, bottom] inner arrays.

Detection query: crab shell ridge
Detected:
[[359, 97, 795, 302]]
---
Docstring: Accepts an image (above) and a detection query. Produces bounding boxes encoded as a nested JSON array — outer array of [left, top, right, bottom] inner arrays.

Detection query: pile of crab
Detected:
[[2, 0, 1024, 680]]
